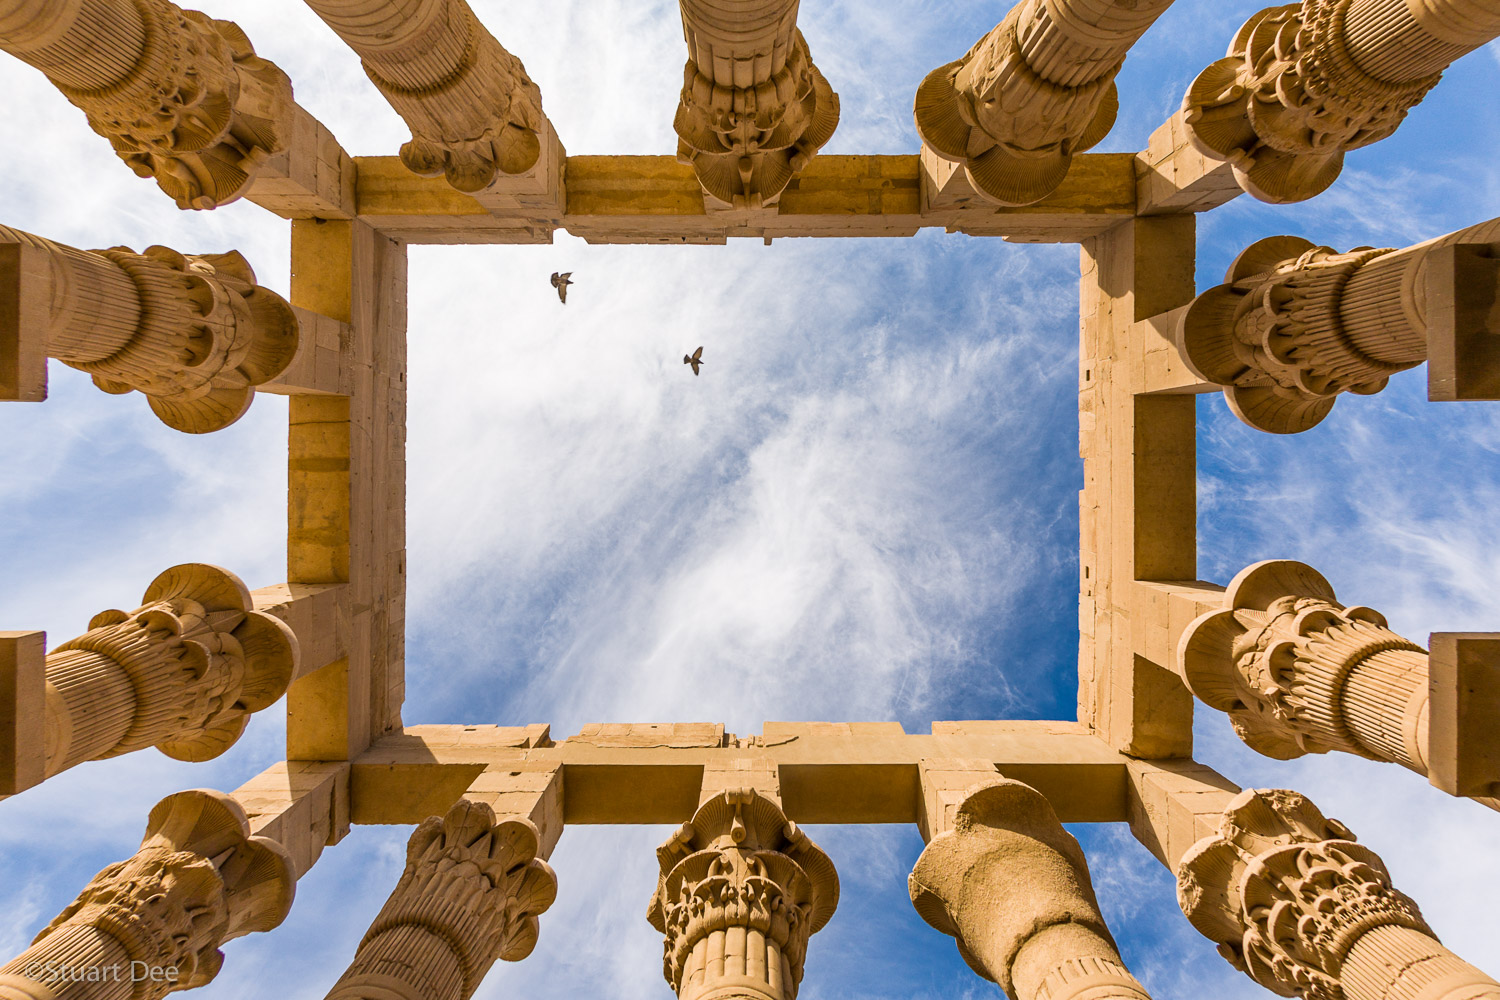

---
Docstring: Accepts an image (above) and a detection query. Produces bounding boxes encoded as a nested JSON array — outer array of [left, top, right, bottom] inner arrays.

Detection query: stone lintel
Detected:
[[463, 762, 564, 860], [1427, 242, 1500, 401], [1124, 758, 1240, 871], [247, 102, 357, 220], [251, 583, 349, 680], [0, 242, 47, 402], [1135, 109, 1243, 216], [349, 722, 1126, 827], [258, 308, 355, 397], [234, 760, 351, 880], [915, 757, 1002, 842], [1428, 633, 1500, 799], [0, 631, 45, 796], [351, 153, 1137, 245], [468, 119, 567, 222]]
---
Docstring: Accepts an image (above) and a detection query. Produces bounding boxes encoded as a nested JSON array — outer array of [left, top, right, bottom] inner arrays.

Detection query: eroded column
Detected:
[[649, 789, 839, 1000], [0, 790, 294, 1000], [0, 0, 291, 209], [916, 0, 1173, 207], [42, 563, 298, 779], [0, 225, 298, 432], [674, 0, 841, 211], [1177, 216, 1500, 432], [1179, 788, 1500, 999], [1184, 0, 1500, 203], [910, 776, 1153, 1000], [324, 799, 557, 1000], [302, 0, 547, 193]]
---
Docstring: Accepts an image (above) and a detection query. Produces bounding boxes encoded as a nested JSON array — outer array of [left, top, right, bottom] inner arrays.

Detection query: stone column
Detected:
[[0, 225, 298, 432], [1177, 216, 1500, 433], [1184, 0, 1500, 204], [302, 0, 546, 194], [1179, 788, 1500, 999], [909, 778, 1153, 1000], [324, 799, 557, 1000], [648, 789, 839, 1000], [916, 0, 1174, 207], [0, 789, 295, 1000], [44, 563, 298, 778], [673, 0, 841, 211], [0, 0, 291, 209]]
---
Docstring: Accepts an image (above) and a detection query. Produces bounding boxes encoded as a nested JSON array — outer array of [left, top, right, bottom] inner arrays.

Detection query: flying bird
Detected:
[[684, 346, 705, 376], [550, 271, 574, 304]]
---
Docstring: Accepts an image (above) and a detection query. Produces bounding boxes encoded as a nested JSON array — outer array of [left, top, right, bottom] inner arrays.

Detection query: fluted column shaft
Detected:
[[1184, 0, 1500, 203], [0, 225, 298, 432], [673, 0, 841, 210], [1176, 215, 1500, 433], [0, 0, 291, 209], [1179, 789, 1500, 999], [325, 800, 557, 1000], [303, 0, 546, 192], [41, 564, 298, 780], [0, 791, 294, 1000], [909, 779, 1153, 1000], [914, 0, 1173, 207]]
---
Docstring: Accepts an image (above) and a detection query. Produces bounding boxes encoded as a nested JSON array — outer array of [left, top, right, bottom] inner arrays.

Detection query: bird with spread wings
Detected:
[[550, 271, 574, 303], [683, 346, 705, 375]]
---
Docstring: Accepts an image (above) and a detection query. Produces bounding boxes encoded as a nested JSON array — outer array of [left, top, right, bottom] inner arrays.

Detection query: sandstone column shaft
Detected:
[[0, 225, 298, 433], [1179, 788, 1500, 999], [0, 0, 292, 209], [674, 0, 841, 210], [915, 0, 1174, 206], [303, 0, 547, 193], [324, 799, 557, 1000], [43, 564, 298, 779], [1184, 0, 1500, 203], [909, 777, 1153, 1000], [0, 790, 294, 1000], [1176, 216, 1500, 433]]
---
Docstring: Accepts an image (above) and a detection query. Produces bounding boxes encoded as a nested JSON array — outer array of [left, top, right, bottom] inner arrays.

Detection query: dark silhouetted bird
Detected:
[[550, 271, 574, 303], [684, 346, 704, 376]]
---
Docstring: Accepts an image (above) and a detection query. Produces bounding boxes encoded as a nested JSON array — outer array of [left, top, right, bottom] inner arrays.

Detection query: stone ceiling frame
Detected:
[[3, 0, 1500, 997]]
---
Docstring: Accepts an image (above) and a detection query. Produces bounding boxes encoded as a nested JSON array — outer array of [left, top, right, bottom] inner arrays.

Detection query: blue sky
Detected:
[[1, 1, 1499, 996]]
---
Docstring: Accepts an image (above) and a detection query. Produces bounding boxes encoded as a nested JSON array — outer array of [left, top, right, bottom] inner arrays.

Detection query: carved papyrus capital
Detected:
[[1180, 560, 1430, 769], [0, 790, 294, 1000], [304, 0, 546, 193], [0, 226, 299, 432], [1181, 0, 1499, 204], [916, 0, 1171, 207], [46, 563, 298, 775], [1178, 236, 1405, 433], [674, 1, 840, 211], [1178, 789, 1436, 999], [0, 0, 291, 209], [909, 779, 1151, 1000], [326, 800, 557, 1000], [648, 789, 838, 1000]]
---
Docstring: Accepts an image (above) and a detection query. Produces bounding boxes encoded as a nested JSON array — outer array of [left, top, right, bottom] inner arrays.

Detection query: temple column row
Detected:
[[1176, 216, 1500, 434], [1, 223, 299, 432]]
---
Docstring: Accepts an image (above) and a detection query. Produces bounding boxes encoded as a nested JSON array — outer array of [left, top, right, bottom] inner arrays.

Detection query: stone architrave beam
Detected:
[[323, 798, 557, 1000], [916, 0, 1173, 207], [909, 769, 1154, 1000], [649, 786, 839, 1000], [1179, 788, 1500, 999], [302, 0, 560, 214], [0, 0, 293, 210], [1183, 0, 1500, 203], [673, 0, 841, 212], [14, 565, 299, 797], [0, 224, 299, 432], [1177, 216, 1500, 433], [0, 790, 295, 1000]]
